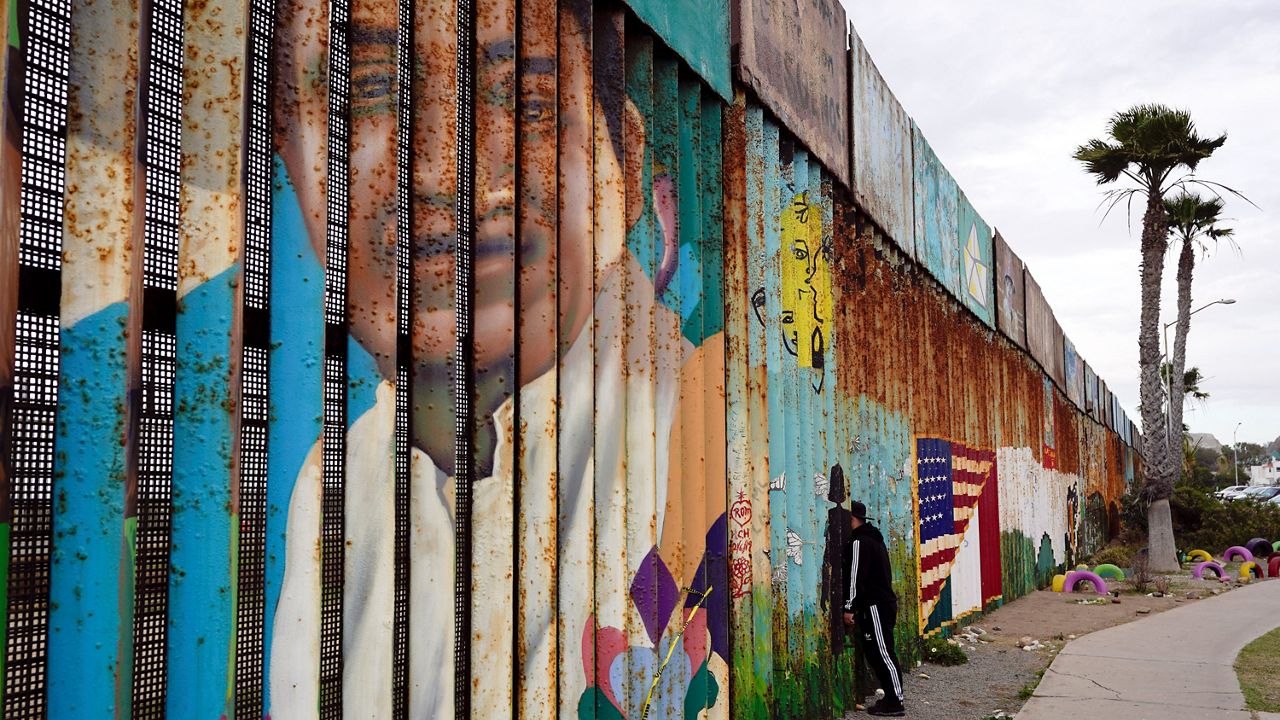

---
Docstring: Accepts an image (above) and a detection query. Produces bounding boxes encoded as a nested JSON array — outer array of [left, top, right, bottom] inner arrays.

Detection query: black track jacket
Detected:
[[842, 523, 897, 612]]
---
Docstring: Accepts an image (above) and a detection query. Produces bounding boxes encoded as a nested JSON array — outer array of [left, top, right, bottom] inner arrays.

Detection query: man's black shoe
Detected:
[[866, 698, 906, 717]]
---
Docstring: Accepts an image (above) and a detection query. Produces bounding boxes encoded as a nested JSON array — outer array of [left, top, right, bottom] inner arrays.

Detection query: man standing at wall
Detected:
[[843, 501, 906, 716]]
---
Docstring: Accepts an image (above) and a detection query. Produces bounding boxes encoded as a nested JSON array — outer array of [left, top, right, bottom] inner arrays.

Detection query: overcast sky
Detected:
[[841, 0, 1280, 448]]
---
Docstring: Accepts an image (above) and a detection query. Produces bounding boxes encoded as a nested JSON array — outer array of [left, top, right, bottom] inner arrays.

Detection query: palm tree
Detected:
[[1164, 193, 1233, 470], [1074, 104, 1226, 571]]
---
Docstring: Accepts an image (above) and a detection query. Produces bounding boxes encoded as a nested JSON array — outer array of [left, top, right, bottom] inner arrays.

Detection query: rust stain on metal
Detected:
[[733, 0, 850, 188]]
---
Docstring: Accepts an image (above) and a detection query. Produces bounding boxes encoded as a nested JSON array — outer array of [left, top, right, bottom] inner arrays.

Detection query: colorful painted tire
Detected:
[[1063, 570, 1108, 594], [1247, 538, 1274, 560], [1093, 563, 1126, 581], [1075, 564, 1089, 570], [1273, 541, 1280, 553], [1186, 549, 1213, 563], [1051, 574, 1066, 592], [1268, 556, 1280, 578], [1223, 546, 1255, 563], [1241, 562, 1264, 579], [1192, 561, 1225, 579]]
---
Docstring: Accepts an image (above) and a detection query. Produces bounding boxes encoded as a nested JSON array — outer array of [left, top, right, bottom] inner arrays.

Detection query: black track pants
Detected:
[[856, 603, 903, 702]]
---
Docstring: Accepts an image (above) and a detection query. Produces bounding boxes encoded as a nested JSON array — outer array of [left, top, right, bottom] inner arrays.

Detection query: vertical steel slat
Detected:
[[318, 0, 350, 707], [554, 1, 591, 716], [232, 0, 276, 706], [391, 0, 413, 710], [514, 1, 557, 716], [130, 0, 185, 710], [454, 0, 476, 715], [2, 0, 73, 709]]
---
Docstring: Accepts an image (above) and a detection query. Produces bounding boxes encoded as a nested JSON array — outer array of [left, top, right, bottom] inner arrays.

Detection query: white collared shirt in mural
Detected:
[[269, 255, 730, 720]]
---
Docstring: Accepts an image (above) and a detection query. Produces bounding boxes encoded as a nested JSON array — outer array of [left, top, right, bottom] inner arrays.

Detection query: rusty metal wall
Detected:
[[733, 0, 850, 188], [849, 24, 913, 257], [0, 2, 1145, 717], [1024, 265, 1054, 379], [994, 229, 1027, 349]]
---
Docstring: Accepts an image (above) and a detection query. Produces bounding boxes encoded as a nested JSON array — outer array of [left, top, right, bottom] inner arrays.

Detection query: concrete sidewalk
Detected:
[[1017, 579, 1280, 720]]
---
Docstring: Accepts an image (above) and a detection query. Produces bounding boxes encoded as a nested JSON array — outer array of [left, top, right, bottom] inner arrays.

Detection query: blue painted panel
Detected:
[[167, 266, 237, 717], [48, 303, 129, 717], [912, 125, 961, 300]]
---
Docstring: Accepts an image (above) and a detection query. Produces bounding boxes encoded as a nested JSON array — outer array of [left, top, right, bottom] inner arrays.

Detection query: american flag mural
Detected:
[[916, 438, 1001, 634]]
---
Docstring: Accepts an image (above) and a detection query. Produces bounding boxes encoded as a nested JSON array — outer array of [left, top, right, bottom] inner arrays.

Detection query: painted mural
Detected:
[[957, 192, 994, 327], [0, 0, 1141, 718], [993, 230, 1026, 348]]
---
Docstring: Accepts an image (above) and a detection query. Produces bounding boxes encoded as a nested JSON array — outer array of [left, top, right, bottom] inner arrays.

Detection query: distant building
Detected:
[[1250, 455, 1280, 486]]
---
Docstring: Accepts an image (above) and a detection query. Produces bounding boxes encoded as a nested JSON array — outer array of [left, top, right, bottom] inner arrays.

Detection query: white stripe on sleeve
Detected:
[[845, 539, 861, 610]]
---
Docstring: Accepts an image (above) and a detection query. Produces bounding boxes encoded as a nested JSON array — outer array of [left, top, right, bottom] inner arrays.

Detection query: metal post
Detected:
[[1234, 422, 1242, 486]]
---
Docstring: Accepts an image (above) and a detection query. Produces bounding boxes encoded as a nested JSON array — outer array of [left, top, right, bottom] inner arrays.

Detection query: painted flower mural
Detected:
[[580, 548, 722, 720]]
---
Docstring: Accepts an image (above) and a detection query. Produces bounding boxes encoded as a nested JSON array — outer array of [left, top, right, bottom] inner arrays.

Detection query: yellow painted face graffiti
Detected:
[[780, 191, 832, 370]]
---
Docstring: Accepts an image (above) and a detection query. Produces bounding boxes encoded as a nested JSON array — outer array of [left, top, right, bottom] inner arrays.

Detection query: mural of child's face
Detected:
[[275, 1, 607, 386]]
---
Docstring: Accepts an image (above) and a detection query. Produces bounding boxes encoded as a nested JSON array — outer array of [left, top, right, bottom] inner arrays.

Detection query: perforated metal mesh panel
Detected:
[[232, 0, 276, 711], [319, 0, 351, 710], [130, 0, 186, 712], [391, 0, 413, 711], [453, 1, 475, 716], [4, 0, 73, 714]]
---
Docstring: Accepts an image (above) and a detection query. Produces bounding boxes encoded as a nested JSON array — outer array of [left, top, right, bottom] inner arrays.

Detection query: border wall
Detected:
[[0, 0, 1142, 716]]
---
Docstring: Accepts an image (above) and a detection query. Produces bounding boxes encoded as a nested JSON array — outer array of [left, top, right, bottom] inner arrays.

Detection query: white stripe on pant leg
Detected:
[[870, 606, 903, 700]]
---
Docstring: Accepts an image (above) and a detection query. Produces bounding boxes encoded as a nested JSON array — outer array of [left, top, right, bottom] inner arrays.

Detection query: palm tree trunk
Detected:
[[1138, 192, 1177, 571], [1168, 237, 1195, 478]]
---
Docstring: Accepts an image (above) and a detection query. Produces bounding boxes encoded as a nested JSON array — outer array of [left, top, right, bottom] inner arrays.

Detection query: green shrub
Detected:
[[1171, 482, 1280, 552], [1090, 545, 1135, 568], [921, 636, 968, 666]]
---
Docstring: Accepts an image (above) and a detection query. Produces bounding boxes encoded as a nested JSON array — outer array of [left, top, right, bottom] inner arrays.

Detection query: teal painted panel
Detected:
[[912, 125, 961, 300], [956, 191, 994, 327], [48, 304, 129, 717], [622, 0, 731, 102], [167, 267, 236, 717]]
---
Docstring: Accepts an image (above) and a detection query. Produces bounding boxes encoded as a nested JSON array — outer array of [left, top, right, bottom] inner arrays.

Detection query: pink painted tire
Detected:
[[1063, 570, 1108, 594], [1223, 546, 1254, 563], [1192, 561, 1225, 579], [1247, 538, 1273, 560], [1269, 556, 1280, 578]]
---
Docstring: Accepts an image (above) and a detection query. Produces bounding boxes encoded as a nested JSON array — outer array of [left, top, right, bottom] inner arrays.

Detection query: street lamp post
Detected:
[[1162, 298, 1237, 438], [1234, 421, 1243, 487]]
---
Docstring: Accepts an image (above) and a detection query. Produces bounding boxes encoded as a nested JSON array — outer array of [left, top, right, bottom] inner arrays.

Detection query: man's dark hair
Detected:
[[568, 0, 625, 166]]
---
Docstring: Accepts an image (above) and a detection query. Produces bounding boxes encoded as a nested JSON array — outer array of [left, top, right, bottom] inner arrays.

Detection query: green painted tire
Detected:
[[1093, 563, 1126, 581]]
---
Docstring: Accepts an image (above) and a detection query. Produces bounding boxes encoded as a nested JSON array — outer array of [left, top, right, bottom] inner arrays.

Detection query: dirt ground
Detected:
[[842, 571, 1254, 720]]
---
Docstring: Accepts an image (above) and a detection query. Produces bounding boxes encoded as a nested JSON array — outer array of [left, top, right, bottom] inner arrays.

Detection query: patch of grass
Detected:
[[1235, 625, 1280, 711], [921, 636, 968, 666], [1018, 668, 1047, 700]]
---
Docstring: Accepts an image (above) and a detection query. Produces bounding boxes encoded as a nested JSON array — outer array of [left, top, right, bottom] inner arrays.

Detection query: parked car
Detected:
[[1236, 486, 1280, 504], [1216, 485, 1248, 500]]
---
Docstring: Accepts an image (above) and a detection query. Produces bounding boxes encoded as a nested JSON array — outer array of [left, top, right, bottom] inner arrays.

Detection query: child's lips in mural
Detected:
[[412, 208, 540, 289]]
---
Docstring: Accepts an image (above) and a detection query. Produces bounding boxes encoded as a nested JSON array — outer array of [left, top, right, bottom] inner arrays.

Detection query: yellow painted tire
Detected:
[[1241, 562, 1263, 579], [1187, 549, 1213, 563], [1052, 574, 1066, 592]]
